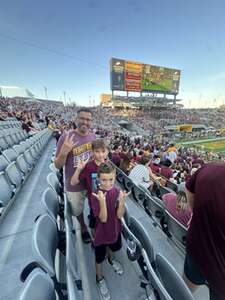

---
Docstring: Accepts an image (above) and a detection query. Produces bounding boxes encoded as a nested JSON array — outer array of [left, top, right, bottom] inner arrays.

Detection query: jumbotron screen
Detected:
[[110, 58, 181, 94]]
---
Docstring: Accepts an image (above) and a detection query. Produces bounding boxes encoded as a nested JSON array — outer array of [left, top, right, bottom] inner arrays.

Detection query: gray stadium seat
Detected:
[[0, 154, 10, 172], [155, 253, 195, 300], [19, 269, 56, 300], [16, 154, 31, 176], [0, 137, 9, 151], [0, 171, 14, 206], [41, 188, 59, 221], [67, 271, 80, 300], [24, 149, 35, 167], [13, 145, 24, 155], [123, 175, 133, 191], [144, 194, 165, 221], [116, 168, 125, 184], [64, 197, 73, 230], [165, 210, 187, 250], [5, 161, 23, 188], [129, 216, 155, 264], [2, 148, 18, 162], [132, 184, 145, 204], [4, 135, 14, 147], [47, 173, 63, 196], [49, 163, 62, 181]]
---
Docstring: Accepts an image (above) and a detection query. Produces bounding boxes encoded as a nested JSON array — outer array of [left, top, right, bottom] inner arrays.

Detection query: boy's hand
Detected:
[[118, 190, 131, 204], [92, 191, 106, 203], [77, 157, 90, 170]]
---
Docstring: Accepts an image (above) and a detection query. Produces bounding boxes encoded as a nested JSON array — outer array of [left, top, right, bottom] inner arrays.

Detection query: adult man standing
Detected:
[[54, 108, 96, 243], [184, 162, 225, 300]]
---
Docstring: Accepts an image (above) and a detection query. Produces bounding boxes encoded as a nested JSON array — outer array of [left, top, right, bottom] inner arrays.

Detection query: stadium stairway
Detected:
[[0, 137, 56, 300]]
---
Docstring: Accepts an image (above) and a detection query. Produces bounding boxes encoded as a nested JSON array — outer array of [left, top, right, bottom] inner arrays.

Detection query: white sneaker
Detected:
[[96, 277, 111, 300], [108, 258, 124, 275]]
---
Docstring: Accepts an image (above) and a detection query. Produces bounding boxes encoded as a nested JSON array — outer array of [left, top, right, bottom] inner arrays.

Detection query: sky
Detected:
[[0, 0, 225, 108]]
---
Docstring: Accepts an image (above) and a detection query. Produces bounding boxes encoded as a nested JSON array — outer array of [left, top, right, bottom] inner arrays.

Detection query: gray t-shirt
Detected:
[[55, 130, 96, 192]]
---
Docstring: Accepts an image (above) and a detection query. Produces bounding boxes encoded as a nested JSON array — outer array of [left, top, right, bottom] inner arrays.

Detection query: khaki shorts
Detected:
[[66, 190, 87, 217]]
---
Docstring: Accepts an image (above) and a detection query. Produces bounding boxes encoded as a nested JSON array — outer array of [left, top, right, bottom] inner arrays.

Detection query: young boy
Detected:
[[70, 139, 110, 230], [91, 162, 130, 300]]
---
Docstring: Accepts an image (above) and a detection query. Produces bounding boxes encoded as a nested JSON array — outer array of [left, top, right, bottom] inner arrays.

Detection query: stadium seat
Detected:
[[155, 253, 194, 300], [67, 271, 80, 300], [4, 135, 14, 148], [164, 210, 187, 250], [123, 174, 133, 191], [0, 171, 14, 206], [132, 184, 146, 204], [64, 197, 73, 230], [5, 161, 23, 188], [129, 216, 155, 264], [116, 168, 125, 184], [24, 149, 35, 167], [13, 144, 24, 155], [41, 188, 60, 221], [47, 172, 63, 197], [20, 214, 66, 298], [2, 148, 18, 162], [0, 137, 9, 151], [0, 154, 10, 172], [49, 163, 62, 181], [144, 194, 165, 222], [19, 268, 56, 300], [16, 154, 31, 176]]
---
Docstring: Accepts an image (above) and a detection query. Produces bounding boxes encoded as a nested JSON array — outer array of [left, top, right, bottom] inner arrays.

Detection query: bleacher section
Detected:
[[0, 120, 52, 219]]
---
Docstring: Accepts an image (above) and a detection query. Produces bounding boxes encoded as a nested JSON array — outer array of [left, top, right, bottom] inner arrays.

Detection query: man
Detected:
[[54, 108, 96, 243], [184, 162, 225, 300]]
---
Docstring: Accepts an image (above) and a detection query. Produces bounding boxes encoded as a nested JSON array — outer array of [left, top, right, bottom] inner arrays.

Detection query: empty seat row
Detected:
[[0, 120, 21, 129], [0, 129, 52, 217], [0, 129, 30, 151], [19, 169, 81, 300]]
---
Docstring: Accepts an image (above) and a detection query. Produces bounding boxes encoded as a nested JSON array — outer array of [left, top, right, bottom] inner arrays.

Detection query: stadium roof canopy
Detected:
[[0, 86, 34, 98]]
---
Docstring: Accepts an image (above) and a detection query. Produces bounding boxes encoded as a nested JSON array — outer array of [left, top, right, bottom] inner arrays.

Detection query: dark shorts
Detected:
[[184, 254, 223, 300], [88, 208, 96, 229], [95, 234, 122, 264]]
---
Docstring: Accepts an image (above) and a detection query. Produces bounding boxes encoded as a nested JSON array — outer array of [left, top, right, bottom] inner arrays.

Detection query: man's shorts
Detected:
[[66, 190, 87, 217], [184, 254, 223, 300], [95, 234, 122, 264]]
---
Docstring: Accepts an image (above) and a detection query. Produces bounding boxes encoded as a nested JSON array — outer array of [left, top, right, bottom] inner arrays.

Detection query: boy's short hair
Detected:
[[97, 162, 116, 177], [92, 139, 110, 151], [139, 155, 150, 165]]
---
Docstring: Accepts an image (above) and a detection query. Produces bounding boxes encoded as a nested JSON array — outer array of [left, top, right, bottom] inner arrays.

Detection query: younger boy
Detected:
[[70, 139, 109, 229], [91, 162, 130, 300]]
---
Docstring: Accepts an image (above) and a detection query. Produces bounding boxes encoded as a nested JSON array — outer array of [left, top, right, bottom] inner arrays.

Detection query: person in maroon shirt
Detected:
[[184, 162, 225, 300], [70, 139, 109, 230], [91, 163, 130, 300]]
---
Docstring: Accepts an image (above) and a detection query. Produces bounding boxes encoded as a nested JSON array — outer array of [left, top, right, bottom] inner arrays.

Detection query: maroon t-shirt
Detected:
[[55, 130, 96, 192], [186, 162, 225, 298], [160, 166, 173, 179], [90, 186, 122, 246], [79, 160, 99, 205]]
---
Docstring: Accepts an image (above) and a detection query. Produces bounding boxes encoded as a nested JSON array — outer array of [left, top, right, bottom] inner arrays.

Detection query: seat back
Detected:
[[65, 220, 79, 279], [19, 269, 56, 300], [123, 175, 133, 191], [0, 171, 14, 206], [145, 195, 165, 219], [0, 137, 9, 150], [64, 196, 73, 230], [155, 254, 195, 300], [165, 210, 187, 247], [5, 162, 23, 187], [132, 184, 145, 204], [41, 188, 59, 221], [129, 216, 155, 263], [16, 155, 30, 175], [0, 154, 10, 172], [47, 173, 62, 195], [3, 148, 18, 162], [33, 214, 58, 277]]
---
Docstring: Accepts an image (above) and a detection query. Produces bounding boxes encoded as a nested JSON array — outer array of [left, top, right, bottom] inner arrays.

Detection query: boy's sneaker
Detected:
[[96, 277, 111, 300], [108, 258, 124, 275]]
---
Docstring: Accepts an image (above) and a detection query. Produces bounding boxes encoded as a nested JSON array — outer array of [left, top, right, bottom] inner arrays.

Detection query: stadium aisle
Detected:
[[0, 138, 55, 300]]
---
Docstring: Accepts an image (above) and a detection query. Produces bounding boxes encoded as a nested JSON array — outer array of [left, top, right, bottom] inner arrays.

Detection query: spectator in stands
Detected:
[[54, 108, 96, 243], [119, 152, 134, 175], [91, 163, 129, 300], [183, 162, 225, 300], [160, 159, 173, 179], [70, 139, 109, 232], [110, 145, 121, 167], [162, 191, 192, 227], [129, 156, 160, 191]]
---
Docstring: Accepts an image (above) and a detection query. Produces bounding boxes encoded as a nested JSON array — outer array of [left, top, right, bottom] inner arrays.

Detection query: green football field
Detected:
[[181, 137, 225, 153]]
